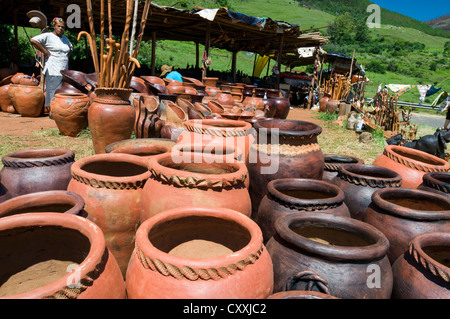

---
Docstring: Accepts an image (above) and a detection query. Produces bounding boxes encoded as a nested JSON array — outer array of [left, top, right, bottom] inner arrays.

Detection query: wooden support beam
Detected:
[[276, 31, 285, 89], [202, 21, 211, 79], [231, 51, 237, 83], [151, 31, 156, 75]]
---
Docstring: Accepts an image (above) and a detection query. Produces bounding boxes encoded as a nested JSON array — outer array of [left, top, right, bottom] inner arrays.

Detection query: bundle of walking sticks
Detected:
[[78, 0, 151, 88]]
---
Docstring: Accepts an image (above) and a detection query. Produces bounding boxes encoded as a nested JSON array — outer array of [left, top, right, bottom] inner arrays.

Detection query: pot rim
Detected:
[[408, 232, 450, 283], [2, 148, 75, 168], [0, 190, 85, 218], [323, 154, 364, 172], [134, 206, 264, 280], [274, 212, 390, 261], [183, 118, 253, 136], [0, 212, 106, 299], [337, 164, 402, 188], [253, 119, 322, 138], [267, 178, 345, 209], [371, 187, 450, 220], [54, 92, 89, 98], [70, 153, 151, 188], [104, 138, 176, 153], [421, 172, 450, 193], [384, 145, 450, 171]]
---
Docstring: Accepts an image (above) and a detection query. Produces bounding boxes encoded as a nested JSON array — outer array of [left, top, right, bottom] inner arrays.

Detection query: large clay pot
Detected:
[[134, 94, 164, 138], [0, 84, 15, 113], [418, 172, 450, 197], [322, 154, 365, 182], [178, 119, 254, 162], [363, 187, 450, 264], [126, 206, 274, 299], [0, 190, 87, 219], [325, 99, 340, 115], [171, 141, 244, 165], [50, 93, 91, 137], [88, 88, 135, 154], [247, 119, 324, 218], [105, 138, 176, 153], [0, 213, 126, 299], [266, 212, 392, 299], [215, 92, 234, 106], [10, 84, 44, 117], [0, 149, 75, 203], [330, 164, 402, 220], [159, 100, 188, 141], [140, 153, 251, 222], [110, 143, 171, 159], [256, 178, 351, 243], [67, 153, 151, 277], [243, 96, 265, 112], [391, 232, 450, 299], [319, 93, 331, 113], [271, 97, 291, 119], [373, 145, 450, 189]]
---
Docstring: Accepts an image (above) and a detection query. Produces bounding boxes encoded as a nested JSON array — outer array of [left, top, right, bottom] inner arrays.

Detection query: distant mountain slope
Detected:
[[426, 14, 450, 32]]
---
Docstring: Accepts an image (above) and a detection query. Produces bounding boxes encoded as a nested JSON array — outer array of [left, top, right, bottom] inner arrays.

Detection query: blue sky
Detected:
[[371, 0, 450, 22]]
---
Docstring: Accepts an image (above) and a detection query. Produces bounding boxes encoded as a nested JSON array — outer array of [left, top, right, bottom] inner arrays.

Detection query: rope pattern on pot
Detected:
[[324, 163, 341, 172], [71, 172, 147, 190], [251, 143, 320, 157], [337, 170, 402, 188], [267, 191, 341, 211], [2, 153, 75, 168], [135, 245, 264, 281], [184, 123, 253, 138], [423, 179, 450, 193], [149, 168, 247, 189], [384, 148, 450, 173], [409, 241, 449, 283]]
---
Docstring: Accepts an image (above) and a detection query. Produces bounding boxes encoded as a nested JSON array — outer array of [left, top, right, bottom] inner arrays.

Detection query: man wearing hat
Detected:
[[160, 65, 183, 82]]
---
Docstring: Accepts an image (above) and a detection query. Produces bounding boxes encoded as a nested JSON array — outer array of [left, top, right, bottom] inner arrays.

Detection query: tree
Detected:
[[354, 18, 370, 43], [445, 41, 450, 55], [328, 13, 355, 45]]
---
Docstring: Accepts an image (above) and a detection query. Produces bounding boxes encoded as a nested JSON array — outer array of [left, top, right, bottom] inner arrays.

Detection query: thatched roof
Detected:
[[0, 1, 329, 56]]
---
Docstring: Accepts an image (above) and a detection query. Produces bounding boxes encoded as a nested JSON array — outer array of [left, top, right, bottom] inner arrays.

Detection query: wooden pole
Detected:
[[151, 31, 156, 75], [231, 51, 237, 83], [195, 42, 200, 69], [276, 32, 285, 89], [202, 22, 211, 79], [252, 53, 257, 77], [307, 47, 319, 109]]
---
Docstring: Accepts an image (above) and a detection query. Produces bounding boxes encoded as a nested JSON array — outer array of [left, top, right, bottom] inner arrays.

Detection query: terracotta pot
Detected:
[[256, 178, 351, 243], [322, 154, 365, 182], [363, 187, 450, 263], [319, 93, 331, 113], [271, 97, 291, 119], [19, 75, 39, 86], [247, 119, 324, 218], [266, 212, 392, 299], [10, 73, 25, 84], [140, 153, 251, 221], [202, 77, 219, 88], [373, 145, 450, 189], [215, 92, 234, 106], [243, 85, 256, 97], [254, 88, 266, 98], [50, 93, 91, 137], [267, 290, 339, 299], [126, 206, 274, 299], [160, 100, 188, 141], [171, 141, 244, 165], [0, 84, 15, 113], [110, 143, 171, 158], [141, 76, 166, 86], [325, 99, 340, 115], [0, 149, 75, 203], [165, 80, 185, 94], [0, 190, 87, 219], [55, 82, 84, 94], [243, 96, 265, 112], [67, 153, 151, 277], [0, 213, 126, 299], [105, 138, 176, 153], [207, 100, 225, 114], [418, 172, 450, 197], [134, 94, 163, 139], [178, 119, 254, 162], [391, 232, 450, 299], [330, 164, 402, 220], [10, 84, 44, 117], [88, 88, 135, 154]]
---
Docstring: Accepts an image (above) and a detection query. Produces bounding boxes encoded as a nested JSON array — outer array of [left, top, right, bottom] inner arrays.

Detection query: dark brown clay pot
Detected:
[[262, 98, 277, 118], [126, 206, 274, 299], [0, 213, 126, 298], [330, 164, 402, 221], [140, 153, 251, 222], [256, 178, 350, 243], [105, 138, 176, 153], [67, 153, 151, 277], [418, 172, 450, 197], [322, 154, 365, 182], [247, 119, 324, 218], [88, 88, 135, 154], [391, 232, 450, 299], [271, 97, 291, 119], [50, 93, 91, 137], [266, 212, 393, 299], [363, 187, 450, 264], [0, 149, 75, 203], [0, 190, 87, 219], [373, 145, 450, 189]]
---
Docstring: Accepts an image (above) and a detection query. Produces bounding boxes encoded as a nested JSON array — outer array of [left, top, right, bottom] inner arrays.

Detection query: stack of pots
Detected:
[[7, 73, 44, 117]]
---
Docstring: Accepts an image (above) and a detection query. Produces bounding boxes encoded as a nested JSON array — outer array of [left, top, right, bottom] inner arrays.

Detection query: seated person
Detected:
[[160, 65, 182, 82]]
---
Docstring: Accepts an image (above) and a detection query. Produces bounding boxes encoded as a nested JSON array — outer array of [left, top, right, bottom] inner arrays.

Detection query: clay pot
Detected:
[[243, 85, 256, 98], [165, 79, 185, 94], [391, 232, 450, 299], [10, 73, 25, 84], [0, 149, 75, 203], [254, 88, 266, 98], [271, 97, 291, 119], [363, 187, 450, 264], [207, 100, 225, 113], [55, 82, 84, 94], [202, 77, 219, 88], [266, 89, 281, 98], [0, 190, 87, 219], [171, 141, 244, 165], [262, 98, 277, 118], [134, 94, 163, 138], [50, 93, 91, 137], [160, 100, 188, 141], [215, 92, 234, 106], [325, 100, 340, 115], [0, 84, 15, 113], [418, 172, 450, 197], [330, 164, 402, 220], [126, 206, 274, 299], [319, 93, 331, 113], [178, 119, 254, 161], [373, 145, 450, 189], [105, 138, 176, 153], [10, 84, 44, 117], [256, 178, 351, 243], [322, 154, 365, 182], [19, 75, 39, 86], [247, 119, 324, 218], [266, 212, 392, 299], [140, 153, 251, 221], [110, 143, 171, 158], [88, 88, 135, 154], [141, 76, 166, 86], [67, 153, 151, 277], [0, 213, 126, 298], [243, 96, 265, 112]]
